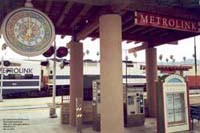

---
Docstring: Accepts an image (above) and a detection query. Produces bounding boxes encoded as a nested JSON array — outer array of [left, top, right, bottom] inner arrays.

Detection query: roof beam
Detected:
[[134, 41, 141, 44], [76, 18, 99, 41], [91, 37, 97, 41], [168, 41, 178, 45], [45, 0, 53, 13], [123, 24, 136, 32], [148, 29, 166, 37], [63, 0, 108, 6], [151, 32, 198, 46], [56, 2, 73, 27], [122, 15, 133, 26], [110, 0, 131, 13], [126, 1, 200, 20], [122, 32, 150, 42], [128, 43, 148, 53], [70, 5, 92, 28], [126, 40, 133, 44], [141, 28, 157, 35], [129, 27, 147, 34], [63, 0, 133, 6], [75, 6, 108, 41]]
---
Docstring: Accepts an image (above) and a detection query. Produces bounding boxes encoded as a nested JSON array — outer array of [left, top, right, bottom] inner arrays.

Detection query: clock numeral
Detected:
[[38, 37, 42, 41], [21, 18, 25, 22], [35, 40, 38, 44], [16, 22, 20, 27]]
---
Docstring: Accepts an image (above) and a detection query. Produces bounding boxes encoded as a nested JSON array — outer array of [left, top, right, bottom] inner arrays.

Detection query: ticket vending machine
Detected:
[[126, 88, 144, 115], [92, 80, 145, 131], [124, 87, 145, 127], [156, 74, 190, 133]]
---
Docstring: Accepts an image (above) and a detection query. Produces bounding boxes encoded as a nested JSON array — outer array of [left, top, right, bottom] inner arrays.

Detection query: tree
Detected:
[[170, 55, 174, 61], [159, 54, 163, 63], [96, 51, 99, 57], [86, 49, 90, 55], [96, 51, 100, 61], [166, 58, 169, 64], [170, 55, 174, 64], [173, 58, 175, 63], [183, 56, 186, 64], [133, 52, 137, 58], [133, 52, 137, 63]]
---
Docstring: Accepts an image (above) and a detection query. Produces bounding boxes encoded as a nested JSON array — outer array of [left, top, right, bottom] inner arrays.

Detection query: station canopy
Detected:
[[1, 0, 200, 51]]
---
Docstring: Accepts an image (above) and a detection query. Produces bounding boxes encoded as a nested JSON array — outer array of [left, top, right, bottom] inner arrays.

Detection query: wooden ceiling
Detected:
[[1, 0, 200, 50]]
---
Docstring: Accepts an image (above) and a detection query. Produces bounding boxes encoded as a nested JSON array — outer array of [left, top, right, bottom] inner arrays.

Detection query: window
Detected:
[[166, 92, 186, 126], [8, 74, 22, 79], [128, 96, 134, 105], [24, 74, 33, 79], [15, 74, 21, 79], [8, 74, 15, 79]]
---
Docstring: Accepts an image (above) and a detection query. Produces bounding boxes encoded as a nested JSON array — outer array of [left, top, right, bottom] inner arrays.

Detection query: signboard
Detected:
[[156, 74, 190, 133], [135, 11, 200, 33]]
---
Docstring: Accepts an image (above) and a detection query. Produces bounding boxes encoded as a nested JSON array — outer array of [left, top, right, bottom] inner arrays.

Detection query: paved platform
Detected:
[[0, 97, 199, 133]]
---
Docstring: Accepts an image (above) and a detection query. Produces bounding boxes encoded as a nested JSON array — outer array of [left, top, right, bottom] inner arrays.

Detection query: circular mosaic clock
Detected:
[[1, 7, 55, 57]]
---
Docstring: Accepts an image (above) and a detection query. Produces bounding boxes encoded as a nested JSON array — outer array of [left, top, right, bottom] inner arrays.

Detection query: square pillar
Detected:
[[99, 14, 124, 133], [68, 41, 83, 126], [145, 47, 157, 117]]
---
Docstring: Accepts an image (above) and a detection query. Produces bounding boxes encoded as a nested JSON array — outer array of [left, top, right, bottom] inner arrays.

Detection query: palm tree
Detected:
[[166, 58, 169, 64], [159, 54, 163, 64], [183, 56, 186, 64], [133, 52, 137, 63], [96, 51, 99, 56], [96, 51, 100, 61], [170, 55, 174, 65], [133, 52, 137, 58], [173, 58, 175, 63], [86, 49, 90, 56], [170, 55, 174, 61]]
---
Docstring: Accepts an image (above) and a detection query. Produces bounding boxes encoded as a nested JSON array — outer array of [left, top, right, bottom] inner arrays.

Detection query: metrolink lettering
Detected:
[[0, 68, 33, 74], [136, 11, 198, 32]]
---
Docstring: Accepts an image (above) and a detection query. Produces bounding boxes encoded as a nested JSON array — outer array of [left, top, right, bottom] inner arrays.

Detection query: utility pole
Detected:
[[194, 37, 197, 89], [50, 40, 57, 118], [0, 56, 3, 102]]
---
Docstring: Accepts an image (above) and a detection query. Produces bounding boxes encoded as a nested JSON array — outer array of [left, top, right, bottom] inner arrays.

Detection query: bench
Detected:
[[190, 105, 200, 129]]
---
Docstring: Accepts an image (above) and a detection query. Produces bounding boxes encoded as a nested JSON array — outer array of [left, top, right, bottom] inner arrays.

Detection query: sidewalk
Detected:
[[0, 107, 199, 133], [0, 97, 199, 133]]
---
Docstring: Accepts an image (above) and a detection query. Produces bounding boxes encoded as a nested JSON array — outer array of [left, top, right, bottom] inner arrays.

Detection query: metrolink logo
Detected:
[[0, 68, 33, 74], [135, 11, 199, 32]]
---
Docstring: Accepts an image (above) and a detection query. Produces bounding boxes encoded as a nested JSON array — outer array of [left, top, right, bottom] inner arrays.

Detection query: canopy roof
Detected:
[[1, 0, 200, 50]]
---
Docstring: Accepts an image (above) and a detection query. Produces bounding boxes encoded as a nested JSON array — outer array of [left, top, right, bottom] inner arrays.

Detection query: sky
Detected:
[[0, 35, 199, 63]]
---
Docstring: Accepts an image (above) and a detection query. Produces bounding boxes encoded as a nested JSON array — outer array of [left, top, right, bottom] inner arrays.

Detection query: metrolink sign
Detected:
[[135, 11, 200, 32], [0, 68, 33, 74]]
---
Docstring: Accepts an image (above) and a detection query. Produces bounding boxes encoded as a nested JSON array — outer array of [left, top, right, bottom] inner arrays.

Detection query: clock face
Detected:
[[1, 8, 55, 57]]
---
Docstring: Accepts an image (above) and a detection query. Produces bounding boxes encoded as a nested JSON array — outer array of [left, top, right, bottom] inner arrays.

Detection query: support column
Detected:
[[68, 41, 83, 126], [100, 14, 124, 133], [145, 47, 157, 117]]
